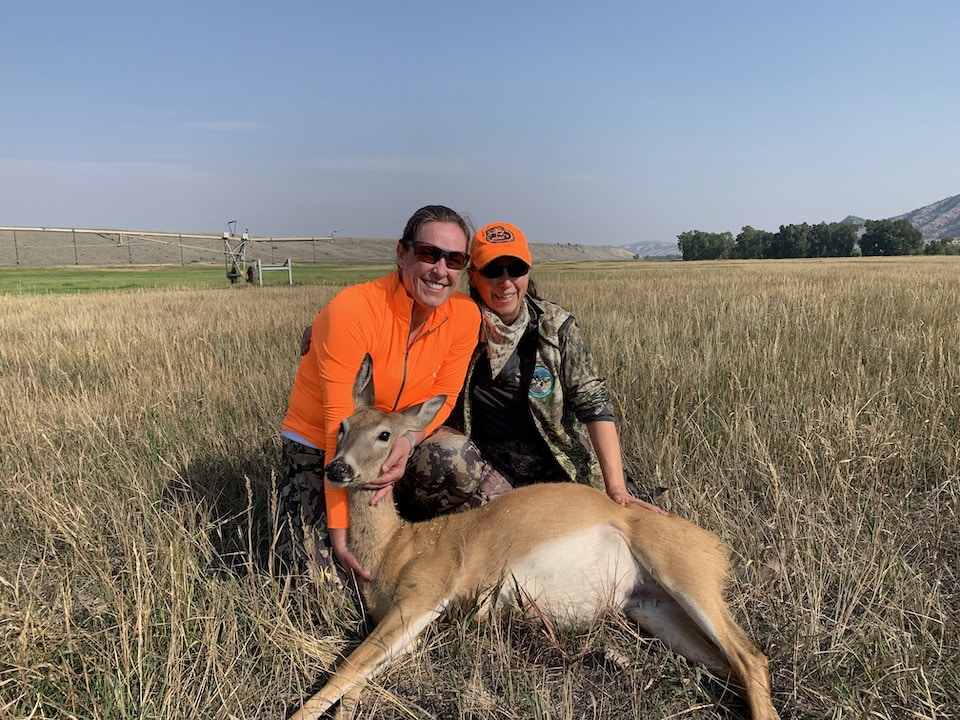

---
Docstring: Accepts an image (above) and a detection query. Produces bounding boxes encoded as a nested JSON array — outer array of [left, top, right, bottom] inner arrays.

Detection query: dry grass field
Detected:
[[1, 257, 957, 719]]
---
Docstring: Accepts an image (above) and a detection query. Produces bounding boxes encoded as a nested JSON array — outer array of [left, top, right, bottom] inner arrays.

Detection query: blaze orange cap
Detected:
[[470, 222, 533, 269]]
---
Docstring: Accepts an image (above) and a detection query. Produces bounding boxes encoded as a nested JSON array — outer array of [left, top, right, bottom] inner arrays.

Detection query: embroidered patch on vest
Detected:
[[529, 365, 555, 398]]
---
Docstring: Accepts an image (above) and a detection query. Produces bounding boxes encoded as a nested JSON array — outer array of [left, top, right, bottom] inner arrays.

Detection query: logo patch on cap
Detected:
[[485, 225, 514, 243]]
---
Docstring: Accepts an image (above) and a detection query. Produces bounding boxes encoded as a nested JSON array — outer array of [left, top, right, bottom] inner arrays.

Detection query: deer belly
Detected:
[[496, 525, 639, 623]]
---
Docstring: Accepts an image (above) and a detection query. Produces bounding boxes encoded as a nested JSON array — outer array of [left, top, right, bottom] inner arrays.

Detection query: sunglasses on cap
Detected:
[[477, 259, 531, 279], [403, 240, 469, 270]]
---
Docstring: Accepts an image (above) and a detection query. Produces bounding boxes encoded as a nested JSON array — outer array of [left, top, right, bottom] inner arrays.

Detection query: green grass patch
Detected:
[[0, 263, 394, 295]]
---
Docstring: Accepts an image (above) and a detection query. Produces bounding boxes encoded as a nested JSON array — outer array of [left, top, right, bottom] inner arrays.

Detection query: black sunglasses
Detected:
[[404, 240, 469, 270], [477, 259, 530, 279]]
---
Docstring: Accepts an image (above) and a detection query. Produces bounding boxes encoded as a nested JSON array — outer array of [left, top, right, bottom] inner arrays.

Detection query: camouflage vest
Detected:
[[459, 296, 608, 489]]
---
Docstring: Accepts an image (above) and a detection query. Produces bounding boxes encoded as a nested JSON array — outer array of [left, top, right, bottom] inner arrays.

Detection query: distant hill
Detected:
[[618, 240, 680, 258], [530, 243, 638, 262], [0, 227, 640, 267], [842, 193, 960, 240], [5, 192, 956, 268]]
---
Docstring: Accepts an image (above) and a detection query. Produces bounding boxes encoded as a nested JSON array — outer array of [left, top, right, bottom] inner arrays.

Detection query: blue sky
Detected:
[[2, 1, 957, 246]]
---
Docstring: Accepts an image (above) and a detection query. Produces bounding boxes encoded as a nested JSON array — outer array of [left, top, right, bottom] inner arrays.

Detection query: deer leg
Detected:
[[694, 606, 778, 720], [331, 686, 361, 720], [624, 596, 731, 672], [625, 594, 779, 720], [290, 594, 451, 720]]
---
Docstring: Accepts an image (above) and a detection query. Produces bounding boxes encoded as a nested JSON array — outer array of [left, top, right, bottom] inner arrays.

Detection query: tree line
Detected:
[[677, 219, 959, 261]]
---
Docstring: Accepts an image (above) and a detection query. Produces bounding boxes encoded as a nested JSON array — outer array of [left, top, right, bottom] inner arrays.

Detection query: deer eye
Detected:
[[378, 431, 391, 442]]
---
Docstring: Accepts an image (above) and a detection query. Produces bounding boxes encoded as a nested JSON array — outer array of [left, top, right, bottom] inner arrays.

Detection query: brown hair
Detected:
[[400, 205, 473, 249]]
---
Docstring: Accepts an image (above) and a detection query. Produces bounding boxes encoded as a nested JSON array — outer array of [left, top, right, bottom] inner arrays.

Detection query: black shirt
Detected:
[[469, 344, 541, 444]]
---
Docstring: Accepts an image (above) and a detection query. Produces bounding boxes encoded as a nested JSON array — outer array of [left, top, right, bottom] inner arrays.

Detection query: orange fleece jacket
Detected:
[[282, 271, 480, 529]]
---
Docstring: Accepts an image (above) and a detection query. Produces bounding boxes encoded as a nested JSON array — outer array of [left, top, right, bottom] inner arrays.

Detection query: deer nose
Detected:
[[325, 460, 353, 484]]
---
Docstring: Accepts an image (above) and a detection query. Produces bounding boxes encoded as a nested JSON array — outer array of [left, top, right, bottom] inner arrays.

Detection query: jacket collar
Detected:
[[386, 270, 452, 331]]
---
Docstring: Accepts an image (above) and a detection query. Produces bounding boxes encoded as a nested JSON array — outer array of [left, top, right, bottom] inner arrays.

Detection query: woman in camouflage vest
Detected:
[[396, 222, 663, 520]]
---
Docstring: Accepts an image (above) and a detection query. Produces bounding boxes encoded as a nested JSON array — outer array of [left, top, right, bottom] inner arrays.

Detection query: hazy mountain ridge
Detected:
[[621, 193, 960, 257], [892, 194, 960, 239], [617, 240, 680, 258], [842, 193, 960, 240]]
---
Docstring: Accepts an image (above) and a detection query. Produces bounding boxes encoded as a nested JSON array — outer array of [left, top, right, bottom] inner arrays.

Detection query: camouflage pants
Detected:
[[395, 426, 567, 521], [476, 438, 571, 487], [395, 426, 485, 520], [274, 436, 341, 583]]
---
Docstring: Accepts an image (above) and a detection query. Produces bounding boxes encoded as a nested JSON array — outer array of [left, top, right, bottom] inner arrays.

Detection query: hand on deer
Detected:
[[330, 527, 373, 581], [365, 434, 415, 505], [608, 489, 668, 515]]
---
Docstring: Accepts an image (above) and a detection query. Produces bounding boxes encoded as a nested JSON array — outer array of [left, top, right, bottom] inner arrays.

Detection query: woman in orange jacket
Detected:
[[278, 205, 481, 581]]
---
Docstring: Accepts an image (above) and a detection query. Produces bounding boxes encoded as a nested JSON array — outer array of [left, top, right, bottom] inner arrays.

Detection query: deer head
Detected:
[[325, 354, 446, 489]]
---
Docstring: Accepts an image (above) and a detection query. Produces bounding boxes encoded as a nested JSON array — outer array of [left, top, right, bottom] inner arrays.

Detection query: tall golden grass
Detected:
[[1, 257, 957, 719]]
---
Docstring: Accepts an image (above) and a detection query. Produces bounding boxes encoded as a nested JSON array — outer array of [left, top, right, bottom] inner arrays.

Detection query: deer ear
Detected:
[[352, 354, 375, 408], [402, 394, 447, 432]]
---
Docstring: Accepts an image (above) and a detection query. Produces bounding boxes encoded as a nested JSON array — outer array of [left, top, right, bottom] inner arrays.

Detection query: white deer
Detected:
[[291, 355, 780, 720]]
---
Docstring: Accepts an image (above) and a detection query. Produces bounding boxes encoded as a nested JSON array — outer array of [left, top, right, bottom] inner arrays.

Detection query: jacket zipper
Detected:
[[391, 316, 446, 411]]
